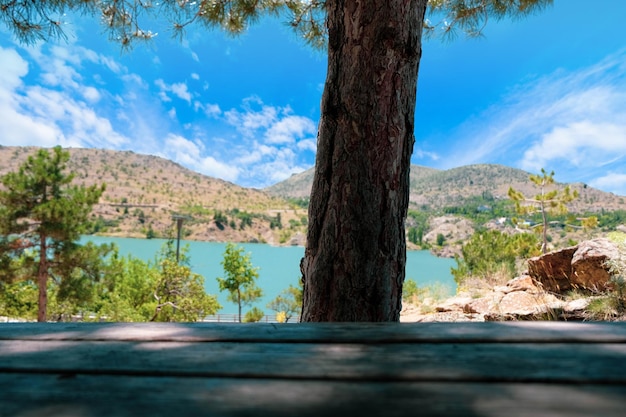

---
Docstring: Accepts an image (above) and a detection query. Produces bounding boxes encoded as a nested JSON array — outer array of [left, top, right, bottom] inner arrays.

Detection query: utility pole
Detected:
[[171, 214, 189, 263]]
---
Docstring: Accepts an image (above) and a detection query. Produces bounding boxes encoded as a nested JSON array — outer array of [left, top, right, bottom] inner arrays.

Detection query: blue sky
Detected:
[[1, 0, 625, 196]]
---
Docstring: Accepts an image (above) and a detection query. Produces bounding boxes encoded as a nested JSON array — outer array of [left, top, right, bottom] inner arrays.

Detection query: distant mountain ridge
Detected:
[[264, 164, 625, 213], [0, 146, 301, 244], [1, 146, 623, 246]]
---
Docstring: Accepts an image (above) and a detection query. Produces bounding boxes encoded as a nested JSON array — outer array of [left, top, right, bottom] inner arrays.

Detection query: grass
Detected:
[[403, 281, 453, 314]]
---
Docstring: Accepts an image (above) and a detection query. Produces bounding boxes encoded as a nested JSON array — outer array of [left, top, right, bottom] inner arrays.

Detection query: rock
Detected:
[[435, 296, 474, 313], [466, 295, 501, 316], [570, 238, 619, 292], [528, 246, 577, 293], [495, 275, 542, 294], [287, 233, 306, 246], [484, 291, 562, 321], [563, 298, 591, 312], [431, 246, 458, 258], [528, 238, 619, 294], [401, 238, 623, 322]]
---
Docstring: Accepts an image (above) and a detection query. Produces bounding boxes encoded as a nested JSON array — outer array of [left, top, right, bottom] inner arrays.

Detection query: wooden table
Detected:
[[1, 322, 625, 416]]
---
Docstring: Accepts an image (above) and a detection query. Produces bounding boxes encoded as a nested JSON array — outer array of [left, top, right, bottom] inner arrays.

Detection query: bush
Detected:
[[244, 306, 265, 323], [587, 241, 626, 320], [214, 210, 227, 230], [407, 227, 423, 245], [270, 213, 282, 229], [452, 230, 541, 286], [402, 279, 421, 302]]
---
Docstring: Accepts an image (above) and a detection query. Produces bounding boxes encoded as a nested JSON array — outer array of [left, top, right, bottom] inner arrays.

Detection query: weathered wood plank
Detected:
[[1, 374, 625, 417], [1, 339, 625, 383], [2, 322, 626, 343]]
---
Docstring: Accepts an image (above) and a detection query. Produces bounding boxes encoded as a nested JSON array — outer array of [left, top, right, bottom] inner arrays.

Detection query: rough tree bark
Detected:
[[301, 0, 428, 321]]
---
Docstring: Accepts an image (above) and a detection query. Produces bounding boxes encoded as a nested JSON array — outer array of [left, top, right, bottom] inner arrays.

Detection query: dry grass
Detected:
[[0, 146, 304, 244]]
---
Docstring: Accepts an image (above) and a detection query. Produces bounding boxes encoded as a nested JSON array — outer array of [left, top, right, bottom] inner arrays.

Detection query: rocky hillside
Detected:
[[265, 164, 626, 212], [2, 146, 624, 251], [0, 146, 307, 245]]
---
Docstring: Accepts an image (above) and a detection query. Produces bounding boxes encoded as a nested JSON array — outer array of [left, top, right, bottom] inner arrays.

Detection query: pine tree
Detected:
[[1, 0, 554, 321], [0, 146, 106, 321], [508, 168, 578, 254]]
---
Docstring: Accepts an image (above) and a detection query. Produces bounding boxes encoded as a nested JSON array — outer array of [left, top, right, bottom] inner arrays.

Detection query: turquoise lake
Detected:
[[82, 236, 457, 315]]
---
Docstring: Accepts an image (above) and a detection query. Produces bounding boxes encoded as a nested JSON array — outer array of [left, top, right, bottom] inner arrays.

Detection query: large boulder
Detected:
[[528, 238, 619, 293], [528, 246, 577, 293], [483, 291, 562, 321], [571, 238, 620, 291]]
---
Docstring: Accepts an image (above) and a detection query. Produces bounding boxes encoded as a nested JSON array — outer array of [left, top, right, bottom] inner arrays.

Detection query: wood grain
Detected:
[[1, 322, 625, 417], [1, 375, 625, 417], [1, 340, 625, 383], [2, 321, 626, 342]]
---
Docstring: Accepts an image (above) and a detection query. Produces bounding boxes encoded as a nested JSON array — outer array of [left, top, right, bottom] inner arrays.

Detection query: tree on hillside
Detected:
[[217, 243, 262, 322], [508, 168, 578, 254], [0, 146, 107, 321], [1, 0, 553, 321]]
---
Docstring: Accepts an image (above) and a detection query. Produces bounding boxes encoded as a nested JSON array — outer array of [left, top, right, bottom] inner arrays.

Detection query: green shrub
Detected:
[[402, 279, 421, 302], [587, 242, 626, 320], [452, 230, 541, 286], [244, 307, 265, 323]]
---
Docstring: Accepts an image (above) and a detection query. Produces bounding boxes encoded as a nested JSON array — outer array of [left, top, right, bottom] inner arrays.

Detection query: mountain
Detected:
[[265, 164, 626, 213], [2, 146, 623, 249], [0, 146, 306, 244]]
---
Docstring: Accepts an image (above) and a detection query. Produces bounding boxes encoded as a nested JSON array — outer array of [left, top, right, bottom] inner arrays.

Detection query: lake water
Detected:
[[82, 236, 457, 314]]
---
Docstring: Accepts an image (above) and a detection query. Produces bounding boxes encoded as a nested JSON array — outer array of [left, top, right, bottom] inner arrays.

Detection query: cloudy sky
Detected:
[[1, 0, 625, 195]]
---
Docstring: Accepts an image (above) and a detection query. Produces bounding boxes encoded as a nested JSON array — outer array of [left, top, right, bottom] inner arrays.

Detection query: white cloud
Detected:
[[264, 115, 316, 145], [225, 104, 278, 136], [82, 86, 101, 103], [40, 49, 81, 89], [163, 134, 239, 181], [297, 138, 317, 152], [0, 46, 27, 92], [589, 173, 626, 196], [204, 103, 221, 117], [170, 82, 192, 103], [413, 148, 440, 162], [121, 73, 147, 88], [436, 49, 626, 192], [521, 121, 626, 171], [191, 73, 200, 80], [217, 97, 318, 186], [0, 44, 130, 149], [0, 39, 315, 189], [155, 79, 172, 102], [155, 79, 192, 103]]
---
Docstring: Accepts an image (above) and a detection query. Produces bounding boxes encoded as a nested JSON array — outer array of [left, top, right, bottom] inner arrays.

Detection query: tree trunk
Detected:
[[37, 234, 48, 322], [541, 201, 548, 254], [237, 288, 242, 323], [301, 0, 427, 321]]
